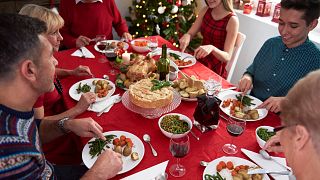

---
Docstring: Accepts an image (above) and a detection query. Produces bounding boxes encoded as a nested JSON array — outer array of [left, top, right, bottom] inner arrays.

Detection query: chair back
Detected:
[[226, 32, 246, 82]]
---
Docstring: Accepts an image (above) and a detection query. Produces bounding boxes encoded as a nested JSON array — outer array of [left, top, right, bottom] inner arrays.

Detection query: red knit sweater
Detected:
[[59, 0, 129, 48]]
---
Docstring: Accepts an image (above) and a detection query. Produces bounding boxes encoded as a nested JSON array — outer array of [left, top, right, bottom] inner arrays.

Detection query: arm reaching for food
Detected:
[[238, 73, 253, 95], [263, 134, 283, 153], [258, 96, 284, 113]]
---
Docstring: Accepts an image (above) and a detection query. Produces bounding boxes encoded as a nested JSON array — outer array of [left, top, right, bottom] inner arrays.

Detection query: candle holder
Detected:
[[272, 3, 281, 23], [256, 0, 272, 17]]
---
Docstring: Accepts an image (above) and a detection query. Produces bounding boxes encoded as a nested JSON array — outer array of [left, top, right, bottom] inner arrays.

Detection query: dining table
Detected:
[[54, 35, 282, 180]]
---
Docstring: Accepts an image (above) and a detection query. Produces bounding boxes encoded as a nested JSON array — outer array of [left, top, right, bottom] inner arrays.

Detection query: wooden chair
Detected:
[[226, 32, 246, 82]]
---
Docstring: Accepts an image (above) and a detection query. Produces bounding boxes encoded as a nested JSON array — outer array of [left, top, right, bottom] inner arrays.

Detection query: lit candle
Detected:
[[122, 51, 131, 65]]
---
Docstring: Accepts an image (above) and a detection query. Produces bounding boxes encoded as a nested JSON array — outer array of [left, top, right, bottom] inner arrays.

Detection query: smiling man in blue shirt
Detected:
[[238, 0, 320, 113]]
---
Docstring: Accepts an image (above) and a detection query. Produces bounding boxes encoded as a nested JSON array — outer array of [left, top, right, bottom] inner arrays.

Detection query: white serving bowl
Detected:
[[131, 39, 150, 53], [158, 113, 192, 139], [255, 126, 274, 149]]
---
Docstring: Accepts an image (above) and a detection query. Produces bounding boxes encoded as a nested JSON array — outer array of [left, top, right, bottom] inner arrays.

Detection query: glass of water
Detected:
[[148, 36, 158, 54], [205, 77, 222, 96]]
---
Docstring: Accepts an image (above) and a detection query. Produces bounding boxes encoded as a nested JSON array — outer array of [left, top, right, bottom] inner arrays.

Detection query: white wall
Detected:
[[113, 0, 132, 39]]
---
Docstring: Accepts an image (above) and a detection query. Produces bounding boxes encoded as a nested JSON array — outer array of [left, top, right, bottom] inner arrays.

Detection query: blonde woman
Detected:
[[19, 4, 96, 164], [179, 0, 239, 78]]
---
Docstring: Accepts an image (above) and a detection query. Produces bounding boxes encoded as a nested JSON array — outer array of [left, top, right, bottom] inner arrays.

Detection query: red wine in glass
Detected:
[[169, 135, 190, 177], [227, 124, 244, 137], [222, 117, 246, 154], [170, 143, 189, 158], [97, 43, 107, 51]]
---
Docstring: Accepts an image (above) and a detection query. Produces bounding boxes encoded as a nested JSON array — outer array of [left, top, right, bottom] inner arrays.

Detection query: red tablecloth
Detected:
[[54, 36, 281, 179]]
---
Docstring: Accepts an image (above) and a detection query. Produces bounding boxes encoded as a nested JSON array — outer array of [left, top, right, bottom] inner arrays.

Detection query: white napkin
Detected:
[[241, 148, 290, 180], [71, 47, 95, 58], [88, 94, 120, 113], [121, 160, 169, 180]]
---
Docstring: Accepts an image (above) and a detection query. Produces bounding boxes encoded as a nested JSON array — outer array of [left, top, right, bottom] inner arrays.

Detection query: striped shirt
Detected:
[[0, 104, 54, 179], [246, 36, 320, 101]]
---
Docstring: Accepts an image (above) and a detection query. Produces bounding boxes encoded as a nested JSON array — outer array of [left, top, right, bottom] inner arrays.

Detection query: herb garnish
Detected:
[[151, 79, 172, 91]]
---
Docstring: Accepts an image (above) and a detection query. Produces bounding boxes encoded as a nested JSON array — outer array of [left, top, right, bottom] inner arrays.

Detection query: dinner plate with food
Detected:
[[203, 156, 270, 180], [219, 92, 268, 121], [94, 40, 129, 53], [168, 50, 196, 68], [82, 131, 145, 174], [69, 78, 115, 102]]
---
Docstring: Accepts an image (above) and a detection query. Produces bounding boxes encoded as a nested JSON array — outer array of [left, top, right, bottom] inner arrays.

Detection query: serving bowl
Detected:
[[158, 113, 192, 139], [131, 39, 150, 53], [255, 126, 275, 149]]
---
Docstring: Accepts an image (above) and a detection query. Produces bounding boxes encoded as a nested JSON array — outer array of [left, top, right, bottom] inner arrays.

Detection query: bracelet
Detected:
[[57, 117, 71, 133]]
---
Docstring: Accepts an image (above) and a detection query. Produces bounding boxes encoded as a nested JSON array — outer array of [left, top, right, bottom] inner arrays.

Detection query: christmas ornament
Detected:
[[182, 0, 192, 6], [158, 6, 166, 14], [167, 0, 173, 3], [176, 0, 182, 6], [136, 0, 141, 3], [156, 24, 160, 35], [170, 5, 179, 14]]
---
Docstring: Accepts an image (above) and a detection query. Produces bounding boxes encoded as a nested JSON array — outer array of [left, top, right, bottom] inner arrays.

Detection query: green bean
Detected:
[[88, 134, 116, 158]]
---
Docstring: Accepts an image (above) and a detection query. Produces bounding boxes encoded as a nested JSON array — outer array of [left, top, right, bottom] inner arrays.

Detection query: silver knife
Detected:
[[247, 168, 290, 175]]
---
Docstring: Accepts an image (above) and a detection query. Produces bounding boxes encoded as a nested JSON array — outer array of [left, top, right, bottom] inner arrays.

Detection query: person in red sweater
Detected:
[[59, 0, 132, 48]]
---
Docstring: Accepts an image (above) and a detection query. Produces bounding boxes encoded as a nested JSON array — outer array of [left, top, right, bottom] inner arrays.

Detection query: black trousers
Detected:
[[53, 165, 88, 180]]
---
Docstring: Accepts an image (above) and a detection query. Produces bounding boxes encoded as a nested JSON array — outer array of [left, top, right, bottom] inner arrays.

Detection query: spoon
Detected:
[[259, 149, 292, 172], [143, 134, 158, 157], [200, 160, 209, 167]]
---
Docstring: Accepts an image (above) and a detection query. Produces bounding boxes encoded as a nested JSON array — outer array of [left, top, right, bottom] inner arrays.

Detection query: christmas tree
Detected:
[[126, 0, 202, 51]]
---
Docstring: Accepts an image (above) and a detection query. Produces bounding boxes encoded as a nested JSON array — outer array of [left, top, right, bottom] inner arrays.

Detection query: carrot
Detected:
[[231, 170, 237, 176], [219, 161, 226, 169]]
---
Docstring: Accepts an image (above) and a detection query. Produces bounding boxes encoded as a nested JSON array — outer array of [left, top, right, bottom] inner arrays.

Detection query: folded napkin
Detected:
[[241, 148, 291, 180], [71, 47, 95, 58], [88, 94, 120, 113], [121, 160, 169, 180]]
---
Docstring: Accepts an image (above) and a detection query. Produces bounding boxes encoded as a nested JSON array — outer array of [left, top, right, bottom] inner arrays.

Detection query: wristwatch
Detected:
[[57, 117, 71, 133]]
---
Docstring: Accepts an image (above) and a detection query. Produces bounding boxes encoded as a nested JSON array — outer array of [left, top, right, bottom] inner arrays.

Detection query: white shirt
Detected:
[[75, 0, 103, 4]]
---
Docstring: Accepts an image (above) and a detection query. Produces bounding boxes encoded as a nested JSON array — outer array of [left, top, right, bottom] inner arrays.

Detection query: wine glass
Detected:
[[205, 77, 222, 97], [95, 35, 107, 63], [169, 135, 190, 177], [222, 117, 246, 154], [148, 36, 158, 55]]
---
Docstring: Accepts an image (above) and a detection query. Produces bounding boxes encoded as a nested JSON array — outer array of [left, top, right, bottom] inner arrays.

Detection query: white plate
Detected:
[[94, 40, 129, 53], [203, 156, 270, 180], [219, 92, 268, 121], [69, 78, 115, 102], [82, 131, 145, 174], [168, 50, 196, 68], [152, 48, 196, 68]]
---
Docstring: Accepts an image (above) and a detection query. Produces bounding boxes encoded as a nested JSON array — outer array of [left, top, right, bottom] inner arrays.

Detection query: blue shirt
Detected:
[[245, 36, 320, 101]]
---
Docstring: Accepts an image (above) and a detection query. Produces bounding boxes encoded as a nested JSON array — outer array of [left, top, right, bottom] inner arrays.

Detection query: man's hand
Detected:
[[72, 65, 93, 77], [179, 33, 191, 52], [74, 92, 96, 114], [82, 149, 123, 180], [76, 35, 91, 48], [194, 45, 214, 59], [122, 32, 132, 42], [238, 74, 253, 94], [258, 96, 284, 113], [263, 134, 283, 153], [64, 117, 106, 140]]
